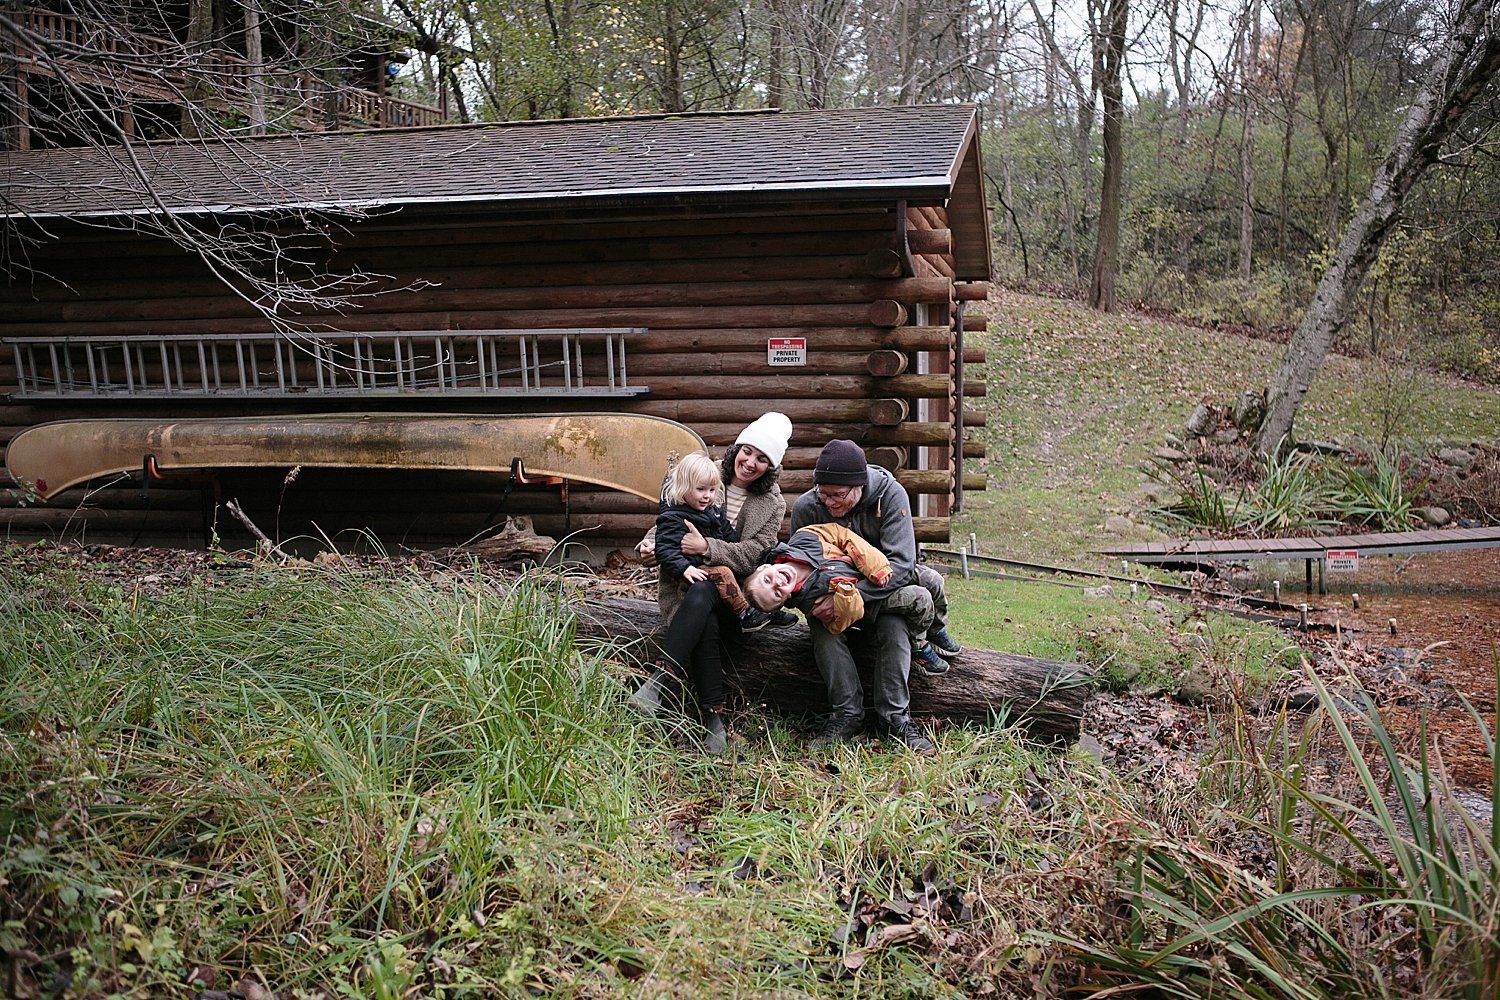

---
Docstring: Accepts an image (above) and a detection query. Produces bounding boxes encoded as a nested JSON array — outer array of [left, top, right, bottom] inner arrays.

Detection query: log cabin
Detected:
[[0, 103, 992, 556]]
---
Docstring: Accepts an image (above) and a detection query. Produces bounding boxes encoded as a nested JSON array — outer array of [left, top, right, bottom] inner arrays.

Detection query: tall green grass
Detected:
[[0, 549, 1095, 998], [0, 556, 661, 994], [7, 545, 1490, 998]]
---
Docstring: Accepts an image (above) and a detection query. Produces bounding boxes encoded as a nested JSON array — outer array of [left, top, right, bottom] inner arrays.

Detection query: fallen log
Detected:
[[573, 597, 1092, 741]]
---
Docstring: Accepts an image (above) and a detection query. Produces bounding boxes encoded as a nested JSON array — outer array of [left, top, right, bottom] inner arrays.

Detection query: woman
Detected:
[[630, 412, 792, 753]]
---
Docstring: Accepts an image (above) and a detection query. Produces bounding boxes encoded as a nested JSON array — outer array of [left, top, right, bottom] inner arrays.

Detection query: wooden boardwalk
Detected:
[[1098, 524, 1500, 592]]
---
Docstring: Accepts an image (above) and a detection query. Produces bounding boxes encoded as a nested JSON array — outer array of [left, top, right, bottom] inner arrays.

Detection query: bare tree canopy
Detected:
[[1255, 0, 1500, 453]]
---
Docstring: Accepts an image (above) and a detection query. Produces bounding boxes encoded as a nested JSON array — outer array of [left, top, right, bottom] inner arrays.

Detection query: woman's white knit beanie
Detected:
[[734, 412, 793, 468]]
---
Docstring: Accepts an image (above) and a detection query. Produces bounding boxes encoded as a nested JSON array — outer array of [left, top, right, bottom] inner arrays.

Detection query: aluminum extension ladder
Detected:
[[4, 328, 647, 399]]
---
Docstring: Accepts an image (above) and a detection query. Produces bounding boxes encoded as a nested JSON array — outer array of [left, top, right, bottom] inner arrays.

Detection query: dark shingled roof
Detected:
[[2, 103, 991, 278]]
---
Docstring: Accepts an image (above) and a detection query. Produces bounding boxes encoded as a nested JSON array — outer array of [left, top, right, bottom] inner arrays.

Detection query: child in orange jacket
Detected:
[[744, 523, 958, 674]]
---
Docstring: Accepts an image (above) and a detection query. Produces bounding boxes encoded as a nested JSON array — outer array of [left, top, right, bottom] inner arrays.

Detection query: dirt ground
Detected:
[[1202, 550, 1498, 791], [1309, 551, 1500, 790]]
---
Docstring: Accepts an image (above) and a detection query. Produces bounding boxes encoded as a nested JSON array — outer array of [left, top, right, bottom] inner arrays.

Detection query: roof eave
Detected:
[[943, 108, 993, 283], [5, 177, 957, 222]]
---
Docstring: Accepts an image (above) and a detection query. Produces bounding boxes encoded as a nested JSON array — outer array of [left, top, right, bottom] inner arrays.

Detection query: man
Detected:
[[789, 439, 941, 752]]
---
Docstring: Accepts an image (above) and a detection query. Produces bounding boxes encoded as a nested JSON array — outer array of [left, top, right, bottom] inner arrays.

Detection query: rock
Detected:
[[1175, 666, 1214, 706], [1082, 585, 1115, 599], [1437, 447, 1475, 470], [1077, 733, 1107, 764], [1232, 390, 1265, 431], [1144, 599, 1170, 615], [1164, 432, 1185, 449], [1104, 514, 1134, 534], [1137, 482, 1170, 504], [1213, 428, 1240, 443], [1153, 446, 1191, 463], [1278, 688, 1319, 712], [1295, 439, 1349, 456], [1185, 402, 1216, 437], [1419, 505, 1452, 527]]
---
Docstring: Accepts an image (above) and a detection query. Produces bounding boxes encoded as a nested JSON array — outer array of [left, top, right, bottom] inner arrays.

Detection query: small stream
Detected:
[[1238, 549, 1500, 788]]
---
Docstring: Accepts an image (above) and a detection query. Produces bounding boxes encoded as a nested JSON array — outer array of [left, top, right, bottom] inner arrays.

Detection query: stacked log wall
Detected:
[[0, 201, 986, 551]]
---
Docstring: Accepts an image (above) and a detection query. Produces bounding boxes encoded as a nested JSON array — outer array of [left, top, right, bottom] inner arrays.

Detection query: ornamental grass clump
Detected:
[[1328, 448, 1420, 532], [1146, 444, 1425, 538]]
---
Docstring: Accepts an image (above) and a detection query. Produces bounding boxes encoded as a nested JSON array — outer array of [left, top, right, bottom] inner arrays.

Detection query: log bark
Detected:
[[865, 446, 908, 470], [630, 353, 895, 377], [632, 399, 896, 424], [28, 304, 897, 338], [574, 597, 1092, 740], [864, 248, 905, 277], [906, 228, 953, 255], [864, 350, 909, 376], [628, 326, 953, 352], [689, 421, 952, 448], [528, 512, 954, 542], [915, 253, 956, 280], [868, 300, 908, 327], [626, 374, 952, 401]]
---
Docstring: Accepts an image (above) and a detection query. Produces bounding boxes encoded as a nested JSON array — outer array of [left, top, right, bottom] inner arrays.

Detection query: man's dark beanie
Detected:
[[813, 439, 868, 486]]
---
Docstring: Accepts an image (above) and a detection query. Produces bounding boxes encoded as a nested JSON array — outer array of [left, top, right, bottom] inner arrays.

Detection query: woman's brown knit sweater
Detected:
[[650, 484, 785, 626]]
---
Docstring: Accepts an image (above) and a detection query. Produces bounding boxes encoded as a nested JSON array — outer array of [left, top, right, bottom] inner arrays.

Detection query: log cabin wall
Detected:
[[1, 109, 991, 555]]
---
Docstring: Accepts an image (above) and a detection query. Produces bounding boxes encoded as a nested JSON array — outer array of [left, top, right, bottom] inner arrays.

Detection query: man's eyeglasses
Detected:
[[816, 486, 855, 504]]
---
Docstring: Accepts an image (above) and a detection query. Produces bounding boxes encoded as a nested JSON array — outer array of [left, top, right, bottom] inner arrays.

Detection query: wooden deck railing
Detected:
[[19, 8, 447, 132]]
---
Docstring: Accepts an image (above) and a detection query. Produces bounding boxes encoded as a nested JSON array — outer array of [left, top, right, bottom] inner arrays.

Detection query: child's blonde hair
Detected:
[[743, 565, 784, 611], [663, 452, 723, 506]]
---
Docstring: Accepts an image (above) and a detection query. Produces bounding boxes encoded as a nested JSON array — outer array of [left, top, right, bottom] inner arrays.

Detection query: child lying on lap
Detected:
[[744, 523, 958, 674]]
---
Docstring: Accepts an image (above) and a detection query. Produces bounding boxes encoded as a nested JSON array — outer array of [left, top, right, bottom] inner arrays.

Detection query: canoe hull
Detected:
[[5, 413, 705, 503]]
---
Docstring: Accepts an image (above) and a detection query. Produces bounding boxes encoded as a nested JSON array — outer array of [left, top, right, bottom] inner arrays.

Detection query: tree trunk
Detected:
[[243, 0, 267, 135], [1237, 0, 1261, 283], [572, 597, 1093, 740], [180, 0, 214, 138], [1255, 0, 1500, 454], [1088, 0, 1127, 312]]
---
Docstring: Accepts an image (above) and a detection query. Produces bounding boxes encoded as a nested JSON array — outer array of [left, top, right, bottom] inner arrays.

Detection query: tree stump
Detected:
[[573, 597, 1093, 741], [428, 516, 557, 564]]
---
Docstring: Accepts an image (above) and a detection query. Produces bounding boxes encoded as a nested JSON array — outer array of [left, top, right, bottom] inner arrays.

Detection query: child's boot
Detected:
[[702, 705, 729, 755], [913, 641, 949, 676], [929, 624, 962, 658], [628, 660, 680, 717]]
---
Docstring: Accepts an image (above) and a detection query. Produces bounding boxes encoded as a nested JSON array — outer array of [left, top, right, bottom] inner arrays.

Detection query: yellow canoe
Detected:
[[5, 412, 704, 503]]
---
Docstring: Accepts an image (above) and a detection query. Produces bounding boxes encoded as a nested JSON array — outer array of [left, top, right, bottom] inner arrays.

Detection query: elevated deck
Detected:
[[1099, 525, 1500, 592]]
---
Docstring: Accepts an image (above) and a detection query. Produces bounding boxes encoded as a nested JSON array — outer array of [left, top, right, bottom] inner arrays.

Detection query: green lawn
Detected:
[[953, 289, 1500, 568]]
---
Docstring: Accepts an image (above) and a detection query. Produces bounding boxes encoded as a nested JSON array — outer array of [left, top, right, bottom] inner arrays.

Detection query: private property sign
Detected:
[[1325, 550, 1359, 573], [767, 337, 807, 366]]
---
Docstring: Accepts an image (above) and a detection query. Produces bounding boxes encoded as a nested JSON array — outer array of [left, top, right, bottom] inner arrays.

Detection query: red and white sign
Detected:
[[767, 337, 807, 366], [1325, 550, 1359, 573]]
